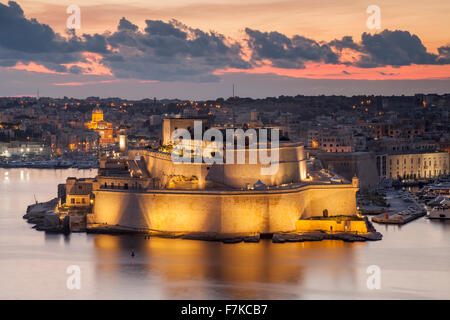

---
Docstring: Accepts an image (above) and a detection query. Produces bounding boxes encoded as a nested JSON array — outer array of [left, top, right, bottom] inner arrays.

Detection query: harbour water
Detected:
[[1, 168, 449, 299]]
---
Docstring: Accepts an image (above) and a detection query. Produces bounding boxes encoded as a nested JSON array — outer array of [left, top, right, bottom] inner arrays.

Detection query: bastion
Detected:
[[29, 118, 380, 242]]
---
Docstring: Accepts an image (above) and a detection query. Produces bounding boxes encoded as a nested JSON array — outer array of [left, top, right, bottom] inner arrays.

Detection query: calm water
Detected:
[[0, 168, 449, 299]]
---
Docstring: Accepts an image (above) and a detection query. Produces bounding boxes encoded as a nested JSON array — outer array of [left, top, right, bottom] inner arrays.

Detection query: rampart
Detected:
[[91, 183, 358, 234]]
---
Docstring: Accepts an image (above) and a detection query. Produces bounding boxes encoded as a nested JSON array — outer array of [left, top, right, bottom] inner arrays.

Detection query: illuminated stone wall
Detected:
[[295, 219, 367, 233], [162, 118, 211, 145], [134, 150, 208, 188], [92, 183, 358, 234], [129, 142, 306, 189], [386, 151, 449, 179]]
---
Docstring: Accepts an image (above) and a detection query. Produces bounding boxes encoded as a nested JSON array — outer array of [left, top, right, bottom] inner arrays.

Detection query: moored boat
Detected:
[[428, 199, 450, 219]]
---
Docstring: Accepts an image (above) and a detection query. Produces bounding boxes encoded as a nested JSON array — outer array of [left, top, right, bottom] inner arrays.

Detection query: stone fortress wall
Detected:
[[92, 182, 358, 234], [129, 142, 307, 189]]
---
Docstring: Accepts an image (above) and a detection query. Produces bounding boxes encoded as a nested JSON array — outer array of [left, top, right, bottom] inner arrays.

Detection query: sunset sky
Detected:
[[0, 0, 449, 99]]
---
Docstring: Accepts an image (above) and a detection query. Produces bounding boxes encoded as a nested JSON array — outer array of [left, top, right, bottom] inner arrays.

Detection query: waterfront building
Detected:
[[4, 142, 50, 156], [384, 151, 449, 179], [65, 177, 94, 207]]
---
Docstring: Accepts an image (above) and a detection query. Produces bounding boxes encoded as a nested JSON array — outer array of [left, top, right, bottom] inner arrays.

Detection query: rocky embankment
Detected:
[[87, 223, 382, 243], [272, 230, 382, 243], [23, 198, 66, 232], [87, 225, 261, 243], [273, 217, 382, 243]]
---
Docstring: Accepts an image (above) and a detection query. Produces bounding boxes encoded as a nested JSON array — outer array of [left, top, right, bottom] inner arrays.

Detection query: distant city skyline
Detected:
[[0, 0, 449, 98]]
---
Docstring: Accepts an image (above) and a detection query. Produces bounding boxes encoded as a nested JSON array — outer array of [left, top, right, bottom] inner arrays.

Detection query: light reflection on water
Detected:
[[0, 169, 449, 299]]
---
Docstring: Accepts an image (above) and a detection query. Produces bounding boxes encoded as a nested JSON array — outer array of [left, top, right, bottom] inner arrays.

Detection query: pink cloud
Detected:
[[215, 62, 450, 80], [53, 80, 119, 86], [63, 52, 113, 76], [10, 62, 65, 74], [9, 53, 112, 76]]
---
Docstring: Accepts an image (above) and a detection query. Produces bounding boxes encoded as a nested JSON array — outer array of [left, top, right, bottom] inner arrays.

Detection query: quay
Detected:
[[372, 211, 426, 225], [372, 189, 426, 225]]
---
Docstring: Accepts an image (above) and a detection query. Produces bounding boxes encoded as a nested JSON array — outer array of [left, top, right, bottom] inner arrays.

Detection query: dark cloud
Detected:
[[68, 65, 83, 74], [0, 1, 107, 72], [245, 28, 339, 68], [117, 17, 138, 32], [356, 30, 437, 67], [249, 28, 450, 70], [437, 46, 450, 64], [81, 34, 109, 54], [378, 71, 399, 76], [144, 20, 187, 39], [102, 19, 250, 82], [329, 36, 361, 51], [330, 30, 446, 68]]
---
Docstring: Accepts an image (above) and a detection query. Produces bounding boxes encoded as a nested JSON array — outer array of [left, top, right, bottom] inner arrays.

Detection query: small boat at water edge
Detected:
[[428, 200, 450, 219]]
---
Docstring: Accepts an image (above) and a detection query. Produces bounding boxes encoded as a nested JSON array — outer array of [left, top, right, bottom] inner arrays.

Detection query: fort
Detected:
[[26, 117, 382, 242]]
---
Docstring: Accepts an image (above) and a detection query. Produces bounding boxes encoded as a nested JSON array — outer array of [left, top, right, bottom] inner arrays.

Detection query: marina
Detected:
[[428, 205, 450, 219], [0, 157, 99, 169], [416, 183, 450, 219], [359, 180, 450, 225]]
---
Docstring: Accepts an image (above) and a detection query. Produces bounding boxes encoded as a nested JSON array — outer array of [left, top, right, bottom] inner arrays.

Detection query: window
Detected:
[[71, 198, 75, 204]]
